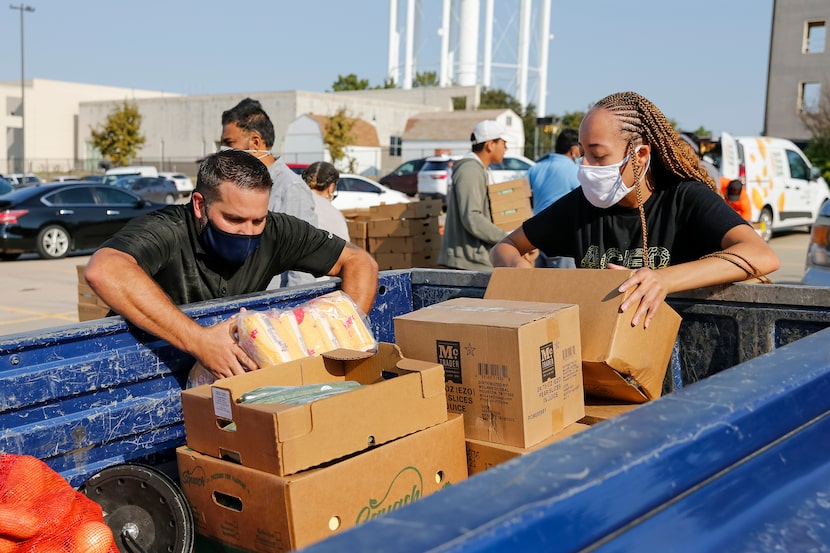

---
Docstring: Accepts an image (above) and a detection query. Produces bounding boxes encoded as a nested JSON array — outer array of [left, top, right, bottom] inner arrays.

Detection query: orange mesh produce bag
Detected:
[[0, 454, 118, 553]]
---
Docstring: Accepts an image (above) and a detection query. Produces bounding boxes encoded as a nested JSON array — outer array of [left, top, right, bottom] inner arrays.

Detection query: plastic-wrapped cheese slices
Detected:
[[236, 290, 377, 370]]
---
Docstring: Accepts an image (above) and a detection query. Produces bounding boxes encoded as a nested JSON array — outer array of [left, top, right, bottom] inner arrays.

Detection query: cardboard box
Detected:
[[394, 298, 584, 448], [178, 414, 468, 553], [181, 343, 448, 476], [485, 268, 682, 403], [368, 200, 443, 220], [488, 178, 532, 200], [367, 217, 438, 238], [368, 234, 441, 255], [374, 251, 439, 270], [579, 401, 641, 425], [465, 422, 591, 476]]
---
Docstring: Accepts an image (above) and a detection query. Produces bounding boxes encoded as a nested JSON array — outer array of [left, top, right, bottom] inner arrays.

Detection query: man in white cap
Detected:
[[438, 120, 510, 271]]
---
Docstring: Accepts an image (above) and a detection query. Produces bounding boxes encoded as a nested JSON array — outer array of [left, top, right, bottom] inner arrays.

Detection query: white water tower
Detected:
[[387, 0, 553, 114]]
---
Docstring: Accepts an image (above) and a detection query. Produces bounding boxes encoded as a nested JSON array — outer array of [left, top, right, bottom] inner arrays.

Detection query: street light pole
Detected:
[[9, 4, 35, 174]]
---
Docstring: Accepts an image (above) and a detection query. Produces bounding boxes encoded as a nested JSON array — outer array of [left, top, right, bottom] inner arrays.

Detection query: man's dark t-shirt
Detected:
[[523, 181, 749, 269], [101, 204, 345, 305]]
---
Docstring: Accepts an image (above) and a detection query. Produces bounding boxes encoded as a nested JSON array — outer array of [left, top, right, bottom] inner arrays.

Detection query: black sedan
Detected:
[[0, 182, 164, 260], [112, 176, 179, 204]]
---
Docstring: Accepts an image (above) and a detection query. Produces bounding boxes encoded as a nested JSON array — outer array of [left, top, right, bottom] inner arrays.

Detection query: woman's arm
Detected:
[[490, 227, 536, 268], [617, 224, 780, 328]]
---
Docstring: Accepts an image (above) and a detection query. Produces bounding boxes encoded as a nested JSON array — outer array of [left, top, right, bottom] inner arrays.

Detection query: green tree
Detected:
[[89, 100, 145, 167], [559, 111, 585, 131], [478, 88, 538, 158], [413, 71, 440, 88], [324, 108, 356, 164], [331, 74, 370, 91], [374, 77, 397, 89]]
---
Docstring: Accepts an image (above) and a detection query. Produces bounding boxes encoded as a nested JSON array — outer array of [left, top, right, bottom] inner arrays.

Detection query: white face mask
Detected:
[[218, 145, 271, 160], [577, 146, 650, 208]]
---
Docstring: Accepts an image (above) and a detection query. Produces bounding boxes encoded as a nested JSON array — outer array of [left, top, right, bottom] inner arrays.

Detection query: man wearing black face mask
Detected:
[[85, 149, 378, 380]]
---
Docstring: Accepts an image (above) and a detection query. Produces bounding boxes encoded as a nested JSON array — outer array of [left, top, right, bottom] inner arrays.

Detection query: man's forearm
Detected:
[[84, 248, 203, 354], [336, 246, 378, 315]]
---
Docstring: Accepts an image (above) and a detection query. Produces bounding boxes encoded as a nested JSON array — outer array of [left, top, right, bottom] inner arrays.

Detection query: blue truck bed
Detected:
[[2, 269, 830, 551]]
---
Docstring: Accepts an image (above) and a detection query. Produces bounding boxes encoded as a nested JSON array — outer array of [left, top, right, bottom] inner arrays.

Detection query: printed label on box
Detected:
[[437, 340, 462, 383], [212, 387, 233, 420], [540, 342, 556, 382]]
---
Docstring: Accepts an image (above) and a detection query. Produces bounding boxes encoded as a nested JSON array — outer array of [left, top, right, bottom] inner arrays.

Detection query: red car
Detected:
[[378, 158, 426, 197]]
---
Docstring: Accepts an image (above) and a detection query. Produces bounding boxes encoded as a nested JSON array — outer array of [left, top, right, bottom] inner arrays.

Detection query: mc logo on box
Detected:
[[437, 340, 462, 383], [540, 342, 556, 381]]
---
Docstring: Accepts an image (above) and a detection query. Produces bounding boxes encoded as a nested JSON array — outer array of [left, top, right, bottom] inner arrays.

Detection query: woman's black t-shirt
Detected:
[[522, 181, 749, 269]]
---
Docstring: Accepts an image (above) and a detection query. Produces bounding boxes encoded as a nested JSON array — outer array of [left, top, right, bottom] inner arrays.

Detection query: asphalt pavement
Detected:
[[0, 230, 814, 338]]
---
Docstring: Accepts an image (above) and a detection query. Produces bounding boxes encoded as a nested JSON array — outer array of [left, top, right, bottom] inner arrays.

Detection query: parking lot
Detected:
[[0, 230, 814, 338]]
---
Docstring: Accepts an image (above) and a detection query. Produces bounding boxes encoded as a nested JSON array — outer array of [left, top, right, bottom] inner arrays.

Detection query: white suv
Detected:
[[417, 154, 536, 202], [159, 172, 194, 198]]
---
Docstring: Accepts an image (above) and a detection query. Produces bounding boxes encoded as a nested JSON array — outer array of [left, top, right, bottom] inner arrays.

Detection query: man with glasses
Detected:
[[438, 119, 510, 271], [221, 98, 318, 288]]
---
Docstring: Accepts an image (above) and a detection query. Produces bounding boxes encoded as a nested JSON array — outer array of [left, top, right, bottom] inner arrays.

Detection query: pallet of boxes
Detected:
[[342, 200, 443, 270], [76, 265, 109, 321], [393, 268, 681, 476], [177, 291, 468, 553]]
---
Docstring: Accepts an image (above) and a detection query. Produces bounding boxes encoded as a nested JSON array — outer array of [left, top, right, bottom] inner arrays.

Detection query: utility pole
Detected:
[[9, 4, 35, 174]]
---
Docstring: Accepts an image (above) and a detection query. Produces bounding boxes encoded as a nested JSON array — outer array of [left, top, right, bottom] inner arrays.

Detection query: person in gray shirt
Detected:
[[221, 98, 318, 288]]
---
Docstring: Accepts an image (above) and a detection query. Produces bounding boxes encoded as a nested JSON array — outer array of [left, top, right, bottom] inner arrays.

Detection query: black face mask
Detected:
[[198, 215, 262, 266]]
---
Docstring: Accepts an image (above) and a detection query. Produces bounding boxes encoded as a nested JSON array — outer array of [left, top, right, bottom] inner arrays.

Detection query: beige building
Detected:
[[1, 78, 173, 174], [78, 86, 481, 178]]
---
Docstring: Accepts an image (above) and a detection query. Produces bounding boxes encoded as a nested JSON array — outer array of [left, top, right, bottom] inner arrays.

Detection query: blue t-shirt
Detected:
[[528, 153, 581, 214]]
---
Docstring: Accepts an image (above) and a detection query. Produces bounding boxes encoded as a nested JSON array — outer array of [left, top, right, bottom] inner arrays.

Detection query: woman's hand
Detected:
[[609, 264, 669, 329]]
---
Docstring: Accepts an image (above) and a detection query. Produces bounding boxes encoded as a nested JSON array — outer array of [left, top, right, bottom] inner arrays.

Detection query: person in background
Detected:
[[721, 178, 752, 221], [84, 149, 378, 380], [302, 161, 350, 242], [528, 128, 581, 214], [438, 120, 509, 271], [491, 91, 779, 328], [220, 98, 317, 288]]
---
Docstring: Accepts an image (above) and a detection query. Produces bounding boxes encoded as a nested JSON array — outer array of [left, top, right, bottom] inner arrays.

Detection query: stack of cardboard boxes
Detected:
[[342, 200, 443, 270], [394, 268, 682, 476], [76, 265, 109, 322], [177, 343, 468, 552], [487, 178, 533, 232]]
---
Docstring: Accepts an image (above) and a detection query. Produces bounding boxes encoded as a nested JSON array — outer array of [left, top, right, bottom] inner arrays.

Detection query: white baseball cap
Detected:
[[471, 120, 508, 145]]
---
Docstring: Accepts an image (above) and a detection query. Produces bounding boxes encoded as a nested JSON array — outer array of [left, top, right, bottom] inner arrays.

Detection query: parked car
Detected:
[[416, 154, 536, 202], [2, 173, 43, 188], [50, 175, 82, 183], [81, 175, 105, 183], [332, 174, 412, 211], [802, 199, 830, 286], [378, 158, 427, 197], [159, 172, 194, 198], [111, 176, 178, 204], [0, 177, 13, 196], [102, 166, 159, 186], [0, 182, 163, 260], [417, 155, 458, 201], [287, 163, 309, 175]]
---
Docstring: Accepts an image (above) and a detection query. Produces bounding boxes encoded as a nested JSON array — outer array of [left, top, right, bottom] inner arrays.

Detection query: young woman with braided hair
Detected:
[[491, 91, 779, 329]]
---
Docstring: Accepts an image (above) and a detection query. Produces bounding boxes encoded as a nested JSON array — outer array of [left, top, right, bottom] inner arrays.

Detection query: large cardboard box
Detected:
[[485, 268, 682, 403], [181, 343, 448, 476], [374, 251, 439, 270], [394, 298, 584, 448], [367, 217, 439, 238], [465, 422, 591, 476], [367, 199, 443, 220], [76, 264, 110, 321], [579, 401, 641, 425], [488, 178, 533, 231], [178, 415, 468, 553], [368, 234, 441, 255]]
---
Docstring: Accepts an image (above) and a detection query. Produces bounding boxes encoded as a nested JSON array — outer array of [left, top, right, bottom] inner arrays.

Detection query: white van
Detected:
[[103, 165, 158, 186], [720, 133, 829, 241]]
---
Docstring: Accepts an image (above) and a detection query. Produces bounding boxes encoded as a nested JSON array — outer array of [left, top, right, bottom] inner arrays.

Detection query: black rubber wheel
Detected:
[[79, 463, 194, 553], [164, 193, 176, 205], [36, 224, 70, 259]]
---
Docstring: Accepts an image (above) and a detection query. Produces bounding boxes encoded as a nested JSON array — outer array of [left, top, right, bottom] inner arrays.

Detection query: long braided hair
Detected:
[[590, 91, 717, 268]]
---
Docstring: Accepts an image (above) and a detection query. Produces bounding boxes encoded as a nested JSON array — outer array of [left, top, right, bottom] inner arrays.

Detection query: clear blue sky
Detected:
[[0, 0, 774, 136]]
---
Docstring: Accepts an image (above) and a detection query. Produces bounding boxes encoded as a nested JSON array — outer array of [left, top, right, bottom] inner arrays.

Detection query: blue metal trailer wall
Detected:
[[2, 270, 830, 549]]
